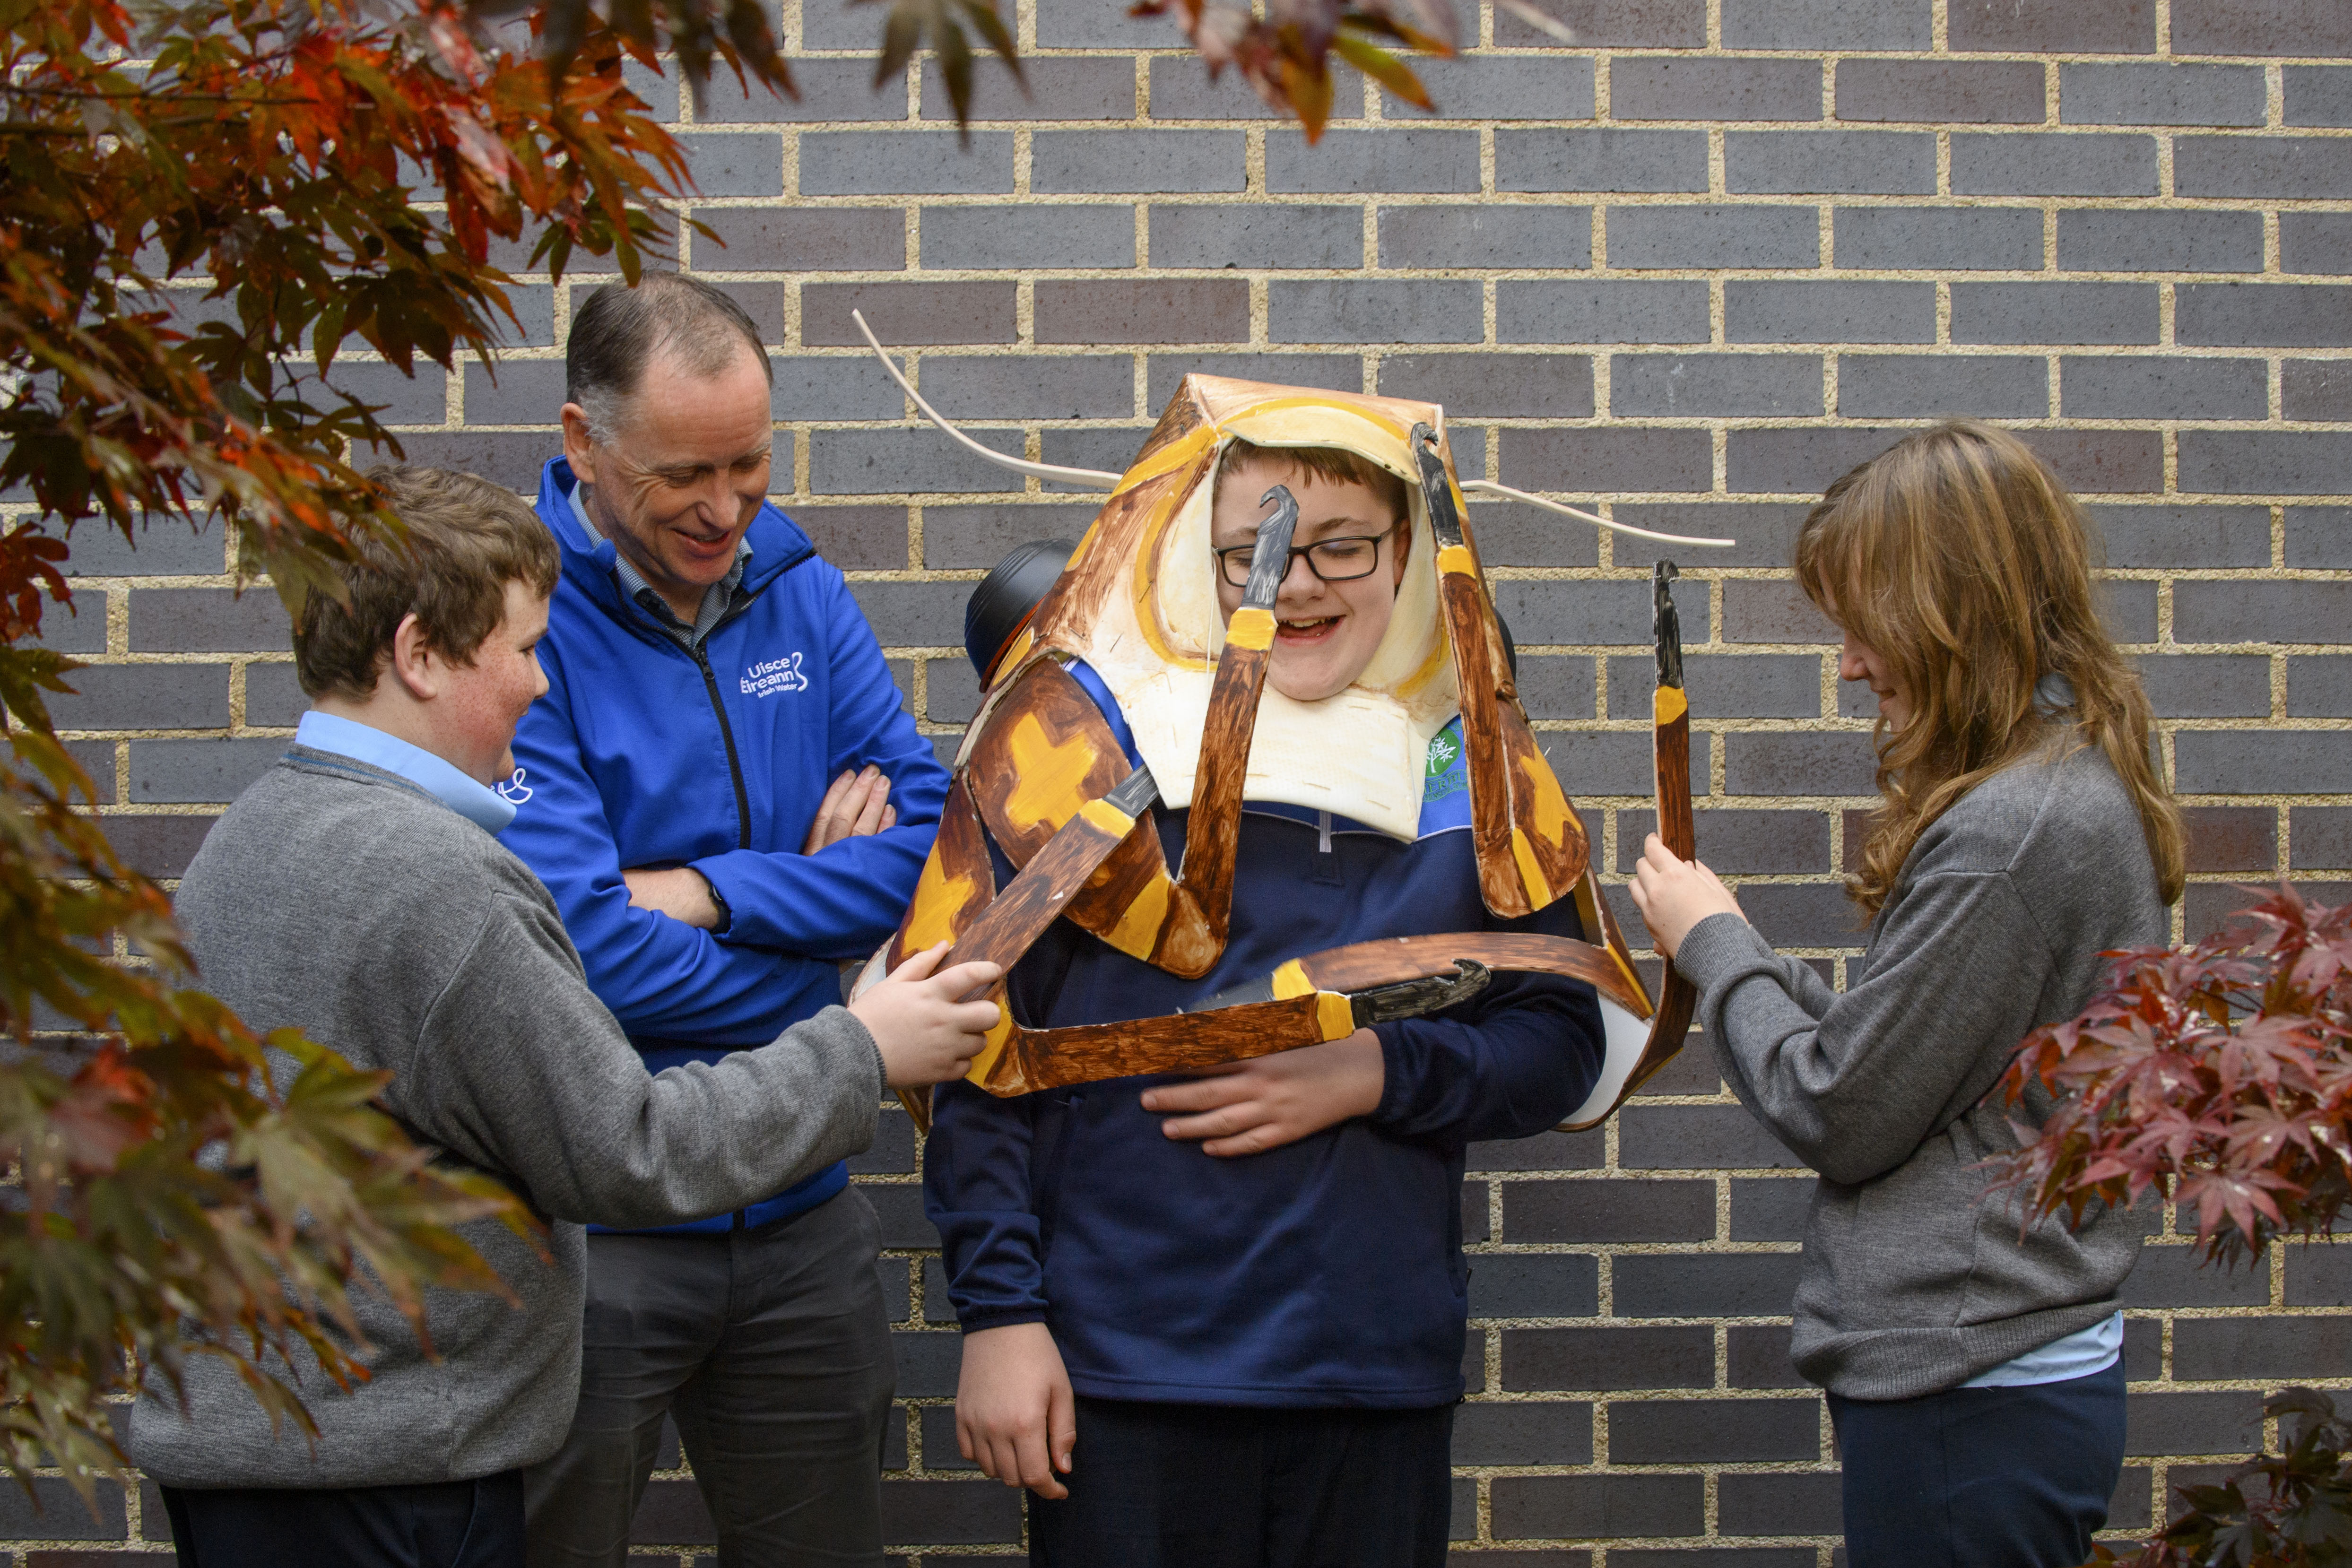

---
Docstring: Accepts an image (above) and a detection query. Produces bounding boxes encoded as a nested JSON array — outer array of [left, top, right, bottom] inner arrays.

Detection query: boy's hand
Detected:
[[804, 766, 896, 854], [848, 943, 1002, 1087], [956, 1322, 1076, 1499], [1142, 1031, 1385, 1157], [1627, 832, 1746, 961]]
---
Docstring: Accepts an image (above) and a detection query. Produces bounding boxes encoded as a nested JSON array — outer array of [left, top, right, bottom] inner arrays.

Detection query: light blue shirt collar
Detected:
[[294, 710, 517, 834]]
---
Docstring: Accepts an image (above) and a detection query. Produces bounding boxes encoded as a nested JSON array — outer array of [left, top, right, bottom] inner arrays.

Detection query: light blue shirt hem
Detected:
[[294, 711, 517, 835], [1961, 1309, 2123, 1388]]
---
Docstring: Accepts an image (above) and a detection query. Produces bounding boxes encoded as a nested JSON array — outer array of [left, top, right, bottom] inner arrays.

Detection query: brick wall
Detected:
[[17, 0, 2352, 1560]]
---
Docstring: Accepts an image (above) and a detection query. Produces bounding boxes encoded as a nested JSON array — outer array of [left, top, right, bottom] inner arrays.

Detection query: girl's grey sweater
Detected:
[[128, 748, 885, 1488], [1672, 742, 2166, 1402]]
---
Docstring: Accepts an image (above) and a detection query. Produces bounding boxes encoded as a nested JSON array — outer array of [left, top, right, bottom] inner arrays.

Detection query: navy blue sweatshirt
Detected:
[[923, 669, 1606, 1409]]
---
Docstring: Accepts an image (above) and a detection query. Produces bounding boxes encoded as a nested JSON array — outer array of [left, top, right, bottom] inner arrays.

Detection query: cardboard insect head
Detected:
[[871, 374, 1689, 1129]]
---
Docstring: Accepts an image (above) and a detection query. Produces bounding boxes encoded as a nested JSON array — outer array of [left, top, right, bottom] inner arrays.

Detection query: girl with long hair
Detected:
[[1631, 421, 2183, 1567]]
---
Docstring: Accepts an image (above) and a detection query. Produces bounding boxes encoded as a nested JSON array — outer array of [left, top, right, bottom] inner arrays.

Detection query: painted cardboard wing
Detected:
[[866, 375, 1696, 1132]]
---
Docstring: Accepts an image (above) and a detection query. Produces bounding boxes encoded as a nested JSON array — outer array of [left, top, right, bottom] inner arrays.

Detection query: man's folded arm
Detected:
[[412, 890, 882, 1231]]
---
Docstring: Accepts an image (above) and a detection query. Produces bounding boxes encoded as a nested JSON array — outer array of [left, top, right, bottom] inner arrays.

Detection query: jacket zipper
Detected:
[[691, 641, 754, 852]]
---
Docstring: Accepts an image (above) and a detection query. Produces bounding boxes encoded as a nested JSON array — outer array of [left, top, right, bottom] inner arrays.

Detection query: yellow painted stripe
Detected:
[[1655, 685, 1688, 724], [1511, 827, 1554, 908], [965, 1001, 1015, 1087], [1225, 605, 1276, 650], [1270, 959, 1314, 999], [1077, 799, 1137, 838], [1104, 875, 1171, 959], [1317, 991, 1355, 1040], [1437, 544, 1477, 578]]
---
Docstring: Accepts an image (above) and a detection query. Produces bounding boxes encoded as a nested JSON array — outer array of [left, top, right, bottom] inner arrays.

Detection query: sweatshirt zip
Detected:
[[691, 641, 754, 851]]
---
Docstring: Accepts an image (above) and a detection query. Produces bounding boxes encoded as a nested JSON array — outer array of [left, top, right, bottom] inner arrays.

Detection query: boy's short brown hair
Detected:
[[293, 466, 561, 702], [1211, 437, 1410, 527]]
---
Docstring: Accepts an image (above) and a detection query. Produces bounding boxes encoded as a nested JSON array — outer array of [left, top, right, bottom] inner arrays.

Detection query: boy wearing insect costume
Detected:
[[890, 378, 1695, 1568]]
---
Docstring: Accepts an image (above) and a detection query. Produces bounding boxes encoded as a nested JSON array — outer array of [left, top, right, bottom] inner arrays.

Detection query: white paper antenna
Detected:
[[852, 310, 1124, 489], [1458, 479, 1738, 549]]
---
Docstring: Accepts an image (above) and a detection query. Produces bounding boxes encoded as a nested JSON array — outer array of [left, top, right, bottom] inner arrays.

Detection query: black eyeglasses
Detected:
[[1213, 533, 1392, 589]]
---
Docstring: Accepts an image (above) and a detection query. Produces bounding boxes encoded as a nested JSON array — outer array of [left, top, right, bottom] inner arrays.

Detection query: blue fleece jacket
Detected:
[[502, 458, 949, 1232], [923, 667, 1605, 1407]]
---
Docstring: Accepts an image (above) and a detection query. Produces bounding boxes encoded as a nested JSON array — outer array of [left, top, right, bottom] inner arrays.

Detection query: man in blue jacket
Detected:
[[501, 273, 951, 1567]]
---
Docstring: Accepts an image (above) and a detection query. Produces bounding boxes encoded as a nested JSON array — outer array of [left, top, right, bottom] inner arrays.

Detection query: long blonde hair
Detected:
[[1794, 422, 2185, 916]]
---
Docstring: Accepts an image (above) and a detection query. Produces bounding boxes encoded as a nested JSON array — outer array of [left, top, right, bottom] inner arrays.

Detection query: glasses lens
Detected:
[[1309, 538, 1380, 581], [1217, 548, 1252, 588]]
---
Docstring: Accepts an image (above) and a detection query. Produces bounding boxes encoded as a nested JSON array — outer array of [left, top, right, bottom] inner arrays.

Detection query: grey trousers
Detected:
[[522, 1188, 894, 1568]]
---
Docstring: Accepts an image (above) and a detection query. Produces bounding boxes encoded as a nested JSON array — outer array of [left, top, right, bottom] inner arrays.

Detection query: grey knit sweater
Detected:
[[1671, 741, 2165, 1401], [128, 747, 885, 1488]]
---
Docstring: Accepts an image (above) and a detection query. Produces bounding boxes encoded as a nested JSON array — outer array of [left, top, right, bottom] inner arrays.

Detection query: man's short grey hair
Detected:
[[564, 273, 772, 444]]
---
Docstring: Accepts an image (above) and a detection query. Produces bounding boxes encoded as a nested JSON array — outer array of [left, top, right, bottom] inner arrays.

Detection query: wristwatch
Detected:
[[699, 871, 733, 936]]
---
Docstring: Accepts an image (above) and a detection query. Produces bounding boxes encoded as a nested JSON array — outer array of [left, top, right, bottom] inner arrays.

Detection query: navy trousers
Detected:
[[1029, 1397, 1455, 1568], [1829, 1357, 2128, 1568], [162, 1469, 524, 1568]]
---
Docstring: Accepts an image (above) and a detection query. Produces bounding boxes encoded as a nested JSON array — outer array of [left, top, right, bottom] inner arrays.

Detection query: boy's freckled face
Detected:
[[440, 582, 552, 785], [1211, 460, 1407, 704]]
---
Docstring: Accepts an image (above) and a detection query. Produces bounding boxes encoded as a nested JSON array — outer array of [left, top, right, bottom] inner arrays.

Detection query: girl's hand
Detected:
[[1628, 833, 1746, 960]]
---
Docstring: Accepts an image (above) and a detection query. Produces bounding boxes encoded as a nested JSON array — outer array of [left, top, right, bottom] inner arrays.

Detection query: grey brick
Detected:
[[1719, 1472, 1843, 1537], [1380, 353, 1594, 418], [1032, 0, 1171, 47], [1613, 353, 1823, 417], [2180, 283, 2352, 348], [921, 501, 1098, 568], [678, 132, 785, 197], [1837, 59, 2046, 124], [128, 738, 284, 804], [129, 589, 290, 653], [1948, 0, 2155, 53], [394, 432, 551, 491], [1730, 1176, 1818, 1241], [1619, 808, 1834, 874], [1493, 0, 1705, 46], [244, 662, 307, 728], [1725, 427, 1903, 497], [1739, 884, 1872, 947], [2136, 654, 2271, 718], [1499, 428, 1714, 495], [2284, 214, 2352, 276], [1143, 57, 1360, 121], [1501, 280, 1710, 344], [1607, 205, 1819, 270], [2294, 804, 2352, 866], [1613, 56, 1823, 122], [1451, 1402, 1596, 1465], [1951, 282, 2158, 345], [2024, 429, 2166, 494], [1614, 1251, 1807, 1315], [1539, 731, 1714, 795], [2285, 358, 2352, 421], [2290, 657, 2352, 718], [1614, 502, 1809, 567], [2288, 506, 2352, 566], [1503, 1326, 1714, 1393], [320, 360, 450, 426], [1469, 1130, 1605, 1173], [2126, 1392, 2265, 1459], [1491, 1473, 1704, 1542], [1145, 353, 1361, 407], [1039, 427, 1151, 474], [1489, 580, 1654, 644], [1379, 205, 1591, 270], [2060, 62, 2265, 126], [2176, 137, 2352, 199], [1725, 281, 1935, 344], [695, 207, 904, 272], [917, 356, 1133, 420], [1269, 280, 1483, 344], [2286, 65, 2352, 126], [1612, 1397, 1822, 1464], [2181, 580, 2352, 643], [1722, 0, 1930, 50], [1406, 56, 1597, 121], [49, 664, 229, 731], [50, 516, 226, 578], [2061, 356, 2266, 420], [1727, 130, 1937, 195], [811, 429, 1025, 497], [102, 813, 217, 877], [1622, 1103, 1808, 1171], [2175, 0, 2352, 56], [462, 359, 563, 426], [917, 57, 1136, 121], [1495, 130, 1709, 194], [1729, 1324, 1807, 1387], [1266, 130, 1480, 194], [1148, 204, 1359, 269], [1505, 1178, 1715, 1243], [698, 58, 896, 122], [2103, 577, 2160, 638], [1039, 278, 1250, 344], [2179, 431, 2352, 495], [769, 357, 904, 423], [1950, 132, 2157, 196], [2287, 1239, 2352, 1306], [2089, 504, 2272, 567], [798, 131, 1014, 196], [32, 591, 102, 653], [802, 281, 1017, 345], [1726, 732, 1877, 797], [2176, 731, 2352, 794], [920, 205, 1135, 269], [2058, 210, 2262, 274], [1468, 1253, 1599, 1318], [1033, 129, 1244, 194], [1609, 654, 1823, 720], [2177, 1316, 2352, 1381], [1838, 354, 2048, 418], [0, 1478, 128, 1541], [1831, 206, 2041, 271], [1516, 653, 1599, 715], [2178, 804, 2277, 872]]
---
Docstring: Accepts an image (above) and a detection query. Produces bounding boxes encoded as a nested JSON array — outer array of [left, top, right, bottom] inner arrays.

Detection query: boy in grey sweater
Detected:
[[128, 467, 999, 1568]]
